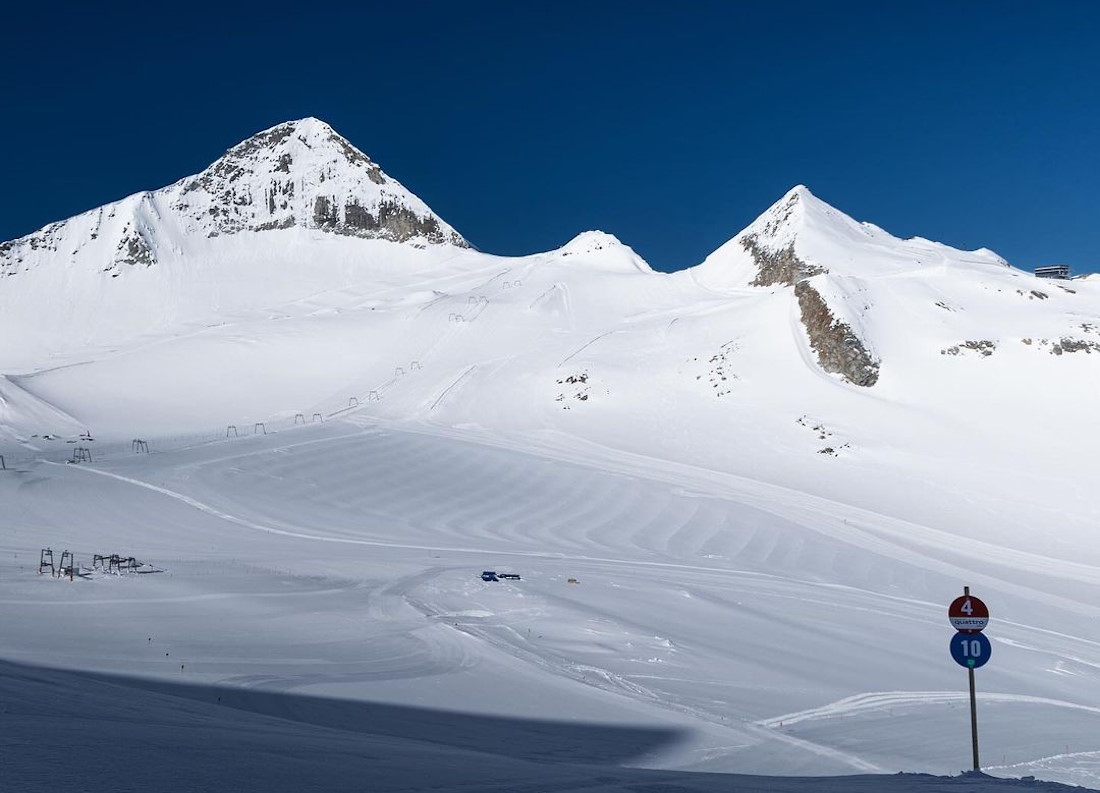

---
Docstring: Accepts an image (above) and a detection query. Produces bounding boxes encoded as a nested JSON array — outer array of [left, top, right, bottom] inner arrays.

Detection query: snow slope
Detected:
[[2, 121, 1100, 790], [2, 423, 1099, 791]]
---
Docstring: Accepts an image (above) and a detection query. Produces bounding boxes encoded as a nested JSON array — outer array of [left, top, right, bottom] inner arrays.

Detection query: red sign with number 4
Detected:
[[949, 595, 989, 633]]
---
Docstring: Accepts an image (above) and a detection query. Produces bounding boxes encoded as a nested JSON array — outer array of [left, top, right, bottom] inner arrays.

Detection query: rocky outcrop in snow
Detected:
[[741, 235, 825, 288], [794, 281, 880, 387]]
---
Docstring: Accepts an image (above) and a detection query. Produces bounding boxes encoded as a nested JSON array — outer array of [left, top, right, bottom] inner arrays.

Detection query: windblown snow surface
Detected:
[[2, 120, 1099, 793]]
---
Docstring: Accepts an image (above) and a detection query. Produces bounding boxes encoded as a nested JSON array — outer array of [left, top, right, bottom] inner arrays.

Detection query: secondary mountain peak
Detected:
[[556, 231, 653, 273], [697, 185, 1010, 292], [740, 185, 866, 261], [692, 185, 845, 290], [690, 186, 1015, 389]]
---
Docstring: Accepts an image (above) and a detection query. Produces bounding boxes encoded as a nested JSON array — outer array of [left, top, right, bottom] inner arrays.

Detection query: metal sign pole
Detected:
[[962, 585, 980, 772], [968, 666, 980, 771], [949, 586, 990, 773]]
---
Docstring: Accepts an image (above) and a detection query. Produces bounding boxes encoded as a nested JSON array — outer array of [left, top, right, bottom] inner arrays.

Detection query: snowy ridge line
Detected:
[[758, 691, 1100, 729], [369, 417, 1100, 608]]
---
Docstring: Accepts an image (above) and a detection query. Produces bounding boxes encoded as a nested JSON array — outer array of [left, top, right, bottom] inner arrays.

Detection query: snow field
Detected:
[[4, 421, 1100, 787]]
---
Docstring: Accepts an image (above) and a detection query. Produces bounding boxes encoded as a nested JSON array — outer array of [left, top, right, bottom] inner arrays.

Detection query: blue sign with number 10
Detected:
[[951, 631, 991, 669]]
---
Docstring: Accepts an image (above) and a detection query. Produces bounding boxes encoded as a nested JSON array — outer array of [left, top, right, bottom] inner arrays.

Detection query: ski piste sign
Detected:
[[948, 594, 989, 634], [950, 630, 991, 669]]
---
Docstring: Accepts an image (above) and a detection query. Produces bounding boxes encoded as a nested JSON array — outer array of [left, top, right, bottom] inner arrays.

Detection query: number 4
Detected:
[[961, 599, 973, 615]]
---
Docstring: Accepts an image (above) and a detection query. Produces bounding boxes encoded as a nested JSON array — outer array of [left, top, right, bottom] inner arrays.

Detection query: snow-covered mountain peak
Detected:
[[744, 184, 811, 247], [561, 230, 624, 251], [696, 185, 1012, 293], [691, 187, 1029, 389], [169, 118, 467, 246], [741, 185, 877, 260], [555, 230, 653, 273], [182, 117, 387, 195], [0, 118, 467, 285]]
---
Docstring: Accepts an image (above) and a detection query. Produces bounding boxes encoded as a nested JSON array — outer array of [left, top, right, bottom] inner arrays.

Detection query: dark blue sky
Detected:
[[3, 2, 1098, 273]]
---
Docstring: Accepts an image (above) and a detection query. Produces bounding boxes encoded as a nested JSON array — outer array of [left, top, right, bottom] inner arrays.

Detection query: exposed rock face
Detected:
[[742, 234, 826, 287], [108, 225, 156, 273], [1052, 338, 1100, 355], [0, 241, 18, 277], [313, 197, 448, 243], [794, 281, 880, 387], [942, 340, 996, 357], [313, 196, 339, 227], [1, 223, 63, 277], [0, 117, 468, 281], [170, 118, 466, 246], [757, 190, 801, 237]]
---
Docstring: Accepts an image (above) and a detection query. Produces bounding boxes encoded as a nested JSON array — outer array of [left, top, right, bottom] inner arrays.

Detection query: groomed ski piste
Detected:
[[2, 119, 1099, 792]]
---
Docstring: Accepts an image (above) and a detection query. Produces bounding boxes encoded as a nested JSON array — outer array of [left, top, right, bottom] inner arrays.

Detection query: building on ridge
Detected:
[[1034, 264, 1071, 279]]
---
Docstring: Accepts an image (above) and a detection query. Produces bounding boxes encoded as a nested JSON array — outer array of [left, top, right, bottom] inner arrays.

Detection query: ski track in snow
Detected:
[[759, 691, 1100, 729], [55, 451, 886, 774], [55, 456, 868, 595], [25, 423, 1100, 785]]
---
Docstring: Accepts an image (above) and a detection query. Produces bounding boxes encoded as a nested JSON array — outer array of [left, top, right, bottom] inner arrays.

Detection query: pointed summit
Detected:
[[692, 186, 837, 290], [198, 118, 389, 189], [747, 185, 814, 247], [739, 185, 867, 259], [169, 118, 467, 246], [694, 185, 1007, 292], [0, 118, 466, 284], [735, 185, 845, 287]]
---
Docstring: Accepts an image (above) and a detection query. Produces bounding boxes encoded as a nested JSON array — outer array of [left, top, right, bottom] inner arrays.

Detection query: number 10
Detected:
[[959, 638, 982, 657]]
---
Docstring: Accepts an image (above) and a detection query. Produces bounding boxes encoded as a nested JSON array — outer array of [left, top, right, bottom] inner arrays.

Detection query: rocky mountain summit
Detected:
[[0, 118, 466, 280], [170, 117, 467, 246]]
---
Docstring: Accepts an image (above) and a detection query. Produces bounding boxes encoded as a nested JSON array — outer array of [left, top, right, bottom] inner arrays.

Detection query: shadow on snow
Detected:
[[0, 658, 1088, 793]]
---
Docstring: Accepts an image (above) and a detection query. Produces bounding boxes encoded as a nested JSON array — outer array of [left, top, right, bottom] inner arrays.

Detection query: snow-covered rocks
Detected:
[[169, 117, 467, 246], [1, 118, 465, 281]]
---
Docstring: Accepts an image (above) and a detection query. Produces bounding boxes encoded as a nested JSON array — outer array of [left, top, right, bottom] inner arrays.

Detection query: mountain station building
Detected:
[[1034, 264, 1071, 279]]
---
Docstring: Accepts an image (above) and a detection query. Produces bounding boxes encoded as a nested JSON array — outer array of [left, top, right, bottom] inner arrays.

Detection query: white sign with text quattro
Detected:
[[948, 595, 989, 633]]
